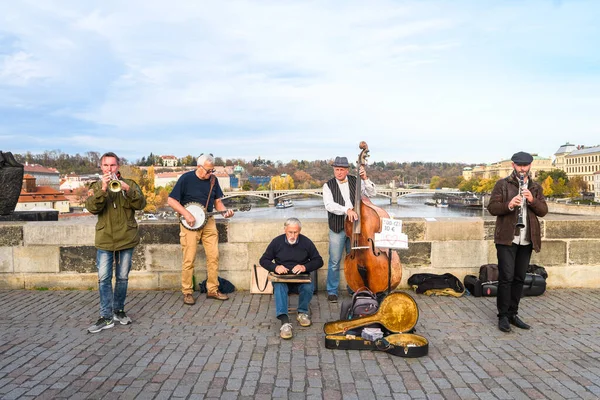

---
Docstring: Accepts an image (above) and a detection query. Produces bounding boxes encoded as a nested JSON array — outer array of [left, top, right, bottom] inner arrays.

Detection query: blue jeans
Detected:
[[274, 282, 313, 318], [96, 248, 134, 319], [326, 229, 350, 295]]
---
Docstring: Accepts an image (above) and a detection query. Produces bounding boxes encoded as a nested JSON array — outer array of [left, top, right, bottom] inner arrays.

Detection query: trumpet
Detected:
[[516, 172, 526, 229], [108, 172, 122, 193]]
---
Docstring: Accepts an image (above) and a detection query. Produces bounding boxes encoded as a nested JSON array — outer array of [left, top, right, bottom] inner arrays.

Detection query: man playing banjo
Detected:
[[168, 153, 234, 304]]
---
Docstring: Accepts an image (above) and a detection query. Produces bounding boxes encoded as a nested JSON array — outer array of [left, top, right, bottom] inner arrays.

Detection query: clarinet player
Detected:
[[487, 152, 548, 333]]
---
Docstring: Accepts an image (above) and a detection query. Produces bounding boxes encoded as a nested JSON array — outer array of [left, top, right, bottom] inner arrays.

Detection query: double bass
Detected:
[[344, 141, 402, 294]]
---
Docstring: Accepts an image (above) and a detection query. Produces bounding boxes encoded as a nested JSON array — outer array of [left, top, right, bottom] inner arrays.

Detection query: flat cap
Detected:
[[511, 151, 533, 165], [332, 156, 349, 168]]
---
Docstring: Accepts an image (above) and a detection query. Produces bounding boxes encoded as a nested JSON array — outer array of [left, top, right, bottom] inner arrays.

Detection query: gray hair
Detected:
[[284, 217, 302, 228], [197, 153, 215, 166]]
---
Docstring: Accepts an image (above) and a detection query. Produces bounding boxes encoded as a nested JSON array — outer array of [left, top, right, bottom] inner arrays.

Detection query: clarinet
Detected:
[[516, 173, 526, 229]]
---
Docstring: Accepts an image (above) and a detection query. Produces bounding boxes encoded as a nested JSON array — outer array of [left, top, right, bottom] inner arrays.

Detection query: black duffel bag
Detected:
[[464, 271, 546, 297], [522, 273, 546, 296]]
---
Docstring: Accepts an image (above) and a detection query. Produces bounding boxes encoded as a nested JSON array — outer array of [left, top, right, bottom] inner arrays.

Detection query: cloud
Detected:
[[0, 0, 599, 164]]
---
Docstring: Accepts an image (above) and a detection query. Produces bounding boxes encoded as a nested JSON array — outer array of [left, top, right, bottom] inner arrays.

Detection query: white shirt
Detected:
[[323, 178, 376, 216]]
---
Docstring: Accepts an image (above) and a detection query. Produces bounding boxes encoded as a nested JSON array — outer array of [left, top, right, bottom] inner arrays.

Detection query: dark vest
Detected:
[[326, 175, 357, 233]]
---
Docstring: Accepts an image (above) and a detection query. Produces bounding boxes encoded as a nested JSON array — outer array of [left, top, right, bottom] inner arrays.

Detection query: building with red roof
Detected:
[[16, 175, 70, 213]]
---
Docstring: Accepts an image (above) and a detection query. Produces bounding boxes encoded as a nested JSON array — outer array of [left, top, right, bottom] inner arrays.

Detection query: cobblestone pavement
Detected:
[[1, 289, 599, 400]]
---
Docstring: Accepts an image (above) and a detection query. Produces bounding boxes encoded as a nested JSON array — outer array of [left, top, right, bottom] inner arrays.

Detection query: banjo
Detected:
[[180, 203, 251, 231]]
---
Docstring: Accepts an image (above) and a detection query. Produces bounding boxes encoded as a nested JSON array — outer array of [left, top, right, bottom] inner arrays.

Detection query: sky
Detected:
[[1, 0, 599, 165]]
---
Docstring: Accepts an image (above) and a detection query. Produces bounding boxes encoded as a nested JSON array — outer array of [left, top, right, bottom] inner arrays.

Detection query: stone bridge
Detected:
[[223, 187, 448, 205]]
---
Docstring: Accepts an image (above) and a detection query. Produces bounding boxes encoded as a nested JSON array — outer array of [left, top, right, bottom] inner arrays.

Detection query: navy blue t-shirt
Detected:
[[168, 170, 224, 211]]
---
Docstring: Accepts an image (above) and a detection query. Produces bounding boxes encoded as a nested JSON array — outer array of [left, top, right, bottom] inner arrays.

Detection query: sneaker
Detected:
[[297, 313, 311, 327], [113, 310, 132, 325], [327, 294, 338, 303], [280, 323, 293, 339], [88, 317, 114, 333]]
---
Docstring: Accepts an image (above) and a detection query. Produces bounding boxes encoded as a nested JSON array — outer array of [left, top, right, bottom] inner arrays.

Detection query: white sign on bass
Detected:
[[374, 218, 409, 249]]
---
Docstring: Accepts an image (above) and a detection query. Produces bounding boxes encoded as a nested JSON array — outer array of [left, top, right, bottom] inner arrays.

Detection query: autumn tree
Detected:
[[119, 165, 163, 212], [542, 176, 554, 197], [269, 174, 295, 190], [553, 178, 568, 197], [459, 178, 480, 192], [476, 178, 497, 193], [429, 176, 442, 189], [180, 155, 195, 166], [73, 186, 89, 206], [567, 176, 587, 198], [292, 170, 314, 187], [119, 165, 142, 183], [536, 169, 568, 184]]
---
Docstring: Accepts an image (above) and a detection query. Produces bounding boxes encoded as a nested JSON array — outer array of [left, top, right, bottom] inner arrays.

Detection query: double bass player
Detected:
[[322, 156, 376, 302]]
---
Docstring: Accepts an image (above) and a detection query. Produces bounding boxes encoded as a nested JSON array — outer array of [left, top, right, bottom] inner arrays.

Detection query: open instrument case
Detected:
[[323, 292, 429, 358]]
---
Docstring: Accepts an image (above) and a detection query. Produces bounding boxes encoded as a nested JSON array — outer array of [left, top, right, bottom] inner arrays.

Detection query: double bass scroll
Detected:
[[343, 141, 402, 294]]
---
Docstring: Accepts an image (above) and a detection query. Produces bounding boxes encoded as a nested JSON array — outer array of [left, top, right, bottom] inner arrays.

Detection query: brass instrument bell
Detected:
[[109, 173, 122, 193]]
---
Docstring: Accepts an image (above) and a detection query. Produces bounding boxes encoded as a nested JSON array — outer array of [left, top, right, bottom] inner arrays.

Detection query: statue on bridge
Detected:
[[0, 151, 24, 215]]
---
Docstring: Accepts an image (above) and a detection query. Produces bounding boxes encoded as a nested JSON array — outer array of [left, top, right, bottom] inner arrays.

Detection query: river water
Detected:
[[226, 193, 490, 221]]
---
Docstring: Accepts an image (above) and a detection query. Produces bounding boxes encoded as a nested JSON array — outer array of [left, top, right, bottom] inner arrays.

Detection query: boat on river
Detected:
[[276, 199, 294, 209], [433, 192, 483, 208]]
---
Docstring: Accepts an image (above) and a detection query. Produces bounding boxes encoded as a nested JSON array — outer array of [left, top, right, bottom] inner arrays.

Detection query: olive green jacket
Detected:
[[85, 178, 146, 251]]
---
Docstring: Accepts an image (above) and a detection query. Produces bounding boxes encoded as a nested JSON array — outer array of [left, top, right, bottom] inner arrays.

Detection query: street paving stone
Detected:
[[0, 289, 599, 399]]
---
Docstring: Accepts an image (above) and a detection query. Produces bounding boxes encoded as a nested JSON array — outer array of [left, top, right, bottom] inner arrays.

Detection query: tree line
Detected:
[[13, 149, 469, 187], [434, 169, 588, 199], [16, 149, 590, 211]]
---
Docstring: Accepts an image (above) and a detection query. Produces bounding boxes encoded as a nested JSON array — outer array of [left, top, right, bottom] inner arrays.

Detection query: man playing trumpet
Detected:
[[85, 152, 146, 333], [487, 151, 547, 333]]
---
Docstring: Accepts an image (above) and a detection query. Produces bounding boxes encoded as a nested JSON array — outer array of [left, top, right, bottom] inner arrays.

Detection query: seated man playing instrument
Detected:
[[259, 218, 324, 339]]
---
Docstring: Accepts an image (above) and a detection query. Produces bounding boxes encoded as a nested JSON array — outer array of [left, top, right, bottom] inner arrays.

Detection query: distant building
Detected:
[[155, 171, 184, 188], [23, 163, 60, 190], [232, 164, 247, 189], [154, 167, 232, 190], [248, 176, 271, 187], [463, 155, 552, 181], [214, 170, 231, 191], [553, 142, 577, 171], [60, 173, 99, 191], [160, 155, 178, 167], [462, 167, 473, 181], [594, 172, 600, 202], [554, 143, 600, 191], [16, 175, 70, 213]]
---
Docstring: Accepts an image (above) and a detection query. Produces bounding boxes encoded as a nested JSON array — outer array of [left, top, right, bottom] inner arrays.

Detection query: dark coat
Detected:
[[259, 234, 324, 273], [487, 173, 548, 252]]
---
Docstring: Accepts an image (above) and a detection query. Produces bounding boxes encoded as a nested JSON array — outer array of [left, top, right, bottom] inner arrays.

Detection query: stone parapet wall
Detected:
[[1, 217, 599, 290], [548, 202, 600, 216]]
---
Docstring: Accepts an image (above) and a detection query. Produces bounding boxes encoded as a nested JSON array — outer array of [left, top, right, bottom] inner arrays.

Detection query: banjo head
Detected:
[[180, 202, 207, 231]]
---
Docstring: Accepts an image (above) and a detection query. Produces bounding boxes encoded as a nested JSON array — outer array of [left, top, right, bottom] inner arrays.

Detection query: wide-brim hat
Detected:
[[332, 156, 349, 168], [511, 151, 533, 165]]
